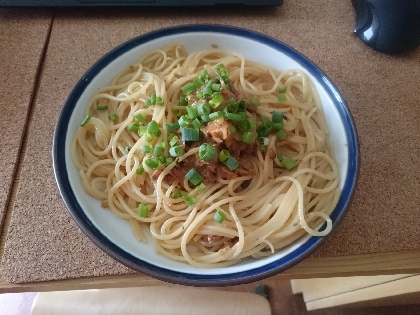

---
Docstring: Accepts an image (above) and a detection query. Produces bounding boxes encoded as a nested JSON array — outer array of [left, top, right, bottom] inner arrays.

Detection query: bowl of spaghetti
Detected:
[[53, 25, 359, 286]]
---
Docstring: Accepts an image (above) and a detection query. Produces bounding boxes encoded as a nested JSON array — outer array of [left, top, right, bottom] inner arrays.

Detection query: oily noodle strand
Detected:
[[71, 43, 341, 268]]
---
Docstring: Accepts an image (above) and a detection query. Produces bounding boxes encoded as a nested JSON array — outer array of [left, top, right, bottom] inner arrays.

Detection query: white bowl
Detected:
[[53, 24, 359, 286]]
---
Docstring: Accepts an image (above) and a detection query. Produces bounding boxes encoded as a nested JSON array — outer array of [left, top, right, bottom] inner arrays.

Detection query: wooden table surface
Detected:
[[1, 2, 419, 293]]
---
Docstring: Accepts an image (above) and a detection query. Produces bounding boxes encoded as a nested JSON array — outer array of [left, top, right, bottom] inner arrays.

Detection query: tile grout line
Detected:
[[0, 11, 56, 259]]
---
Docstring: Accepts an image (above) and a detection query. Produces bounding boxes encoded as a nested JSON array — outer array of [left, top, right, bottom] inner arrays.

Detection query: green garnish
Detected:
[[80, 115, 91, 127]]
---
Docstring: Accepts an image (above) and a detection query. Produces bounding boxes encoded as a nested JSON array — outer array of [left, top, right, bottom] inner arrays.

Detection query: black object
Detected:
[[0, 0, 283, 6], [352, 0, 420, 54]]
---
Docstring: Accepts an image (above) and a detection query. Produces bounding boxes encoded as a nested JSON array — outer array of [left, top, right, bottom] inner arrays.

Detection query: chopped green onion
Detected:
[[181, 128, 200, 142], [229, 124, 237, 134], [138, 203, 149, 218], [224, 156, 240, 171], [178, 115, 190, 128], [185, 168, 204, 185], [183, 194, 196, 206], [169, 135, 180, 147], [200, 114, 211, 122], [202, 81, 213, 97], [241, 131, 254, 144], [108, 113, 118, 121], [218, 149, 230, 162], [209, 111, 223, 120], [153, 145, 164, 156], [135, 113, 146, 122], [225, 112, 242, 121], [186, 106, 198, 120], [181, 82, 196, 95], [170, 189, 183, 199], [165, 157, 174, 166], [157, 155, 166, 164], [215, 64, 229, 81], [279, 86, 287, 93], [260, 144, 266, 151], [251, 98, 261, 106], [209, 92, 224, 108], [237, 118, 252, 132], [192, 77, 205, 89], [196, 92, 204, 99], [138, 126, 147, 136], [144, 158, 160, 170], [198, 70, 210, 82], [198, 143, 216, 161], [211, 83, 221, 91], [192, 118, 202, 130], [147, 120, 160, 136], [278, 94, 287, 102], [165, 122, 180, 133], [169, 145, 184, 157], [272, 122, 283, 131], [272, 111, 284, 123], [96, 105, 108, 111], [237, 100, 247, 112], [128, 122, 140, 132], [226, 99, 238, 112], [80, 115, 91, 127], [277, 153, 283, 161], [276, 130, 287, 141], [256, 125, 269, 137], [197, 103, 211, 116], [261, 117, 272, 129], [144, 99, 152, 107], [156, 96, 164, 106], [281, 157, 296, 170], [194, 183, 207, 193], [178, 96, 188, 106], [140, 144, 153, 154], [124, 146, 132, 154], [214, 209, 226, 224], [136, 164, 145, 175]]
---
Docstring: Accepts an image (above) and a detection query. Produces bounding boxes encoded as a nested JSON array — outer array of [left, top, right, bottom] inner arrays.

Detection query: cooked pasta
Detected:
[[71, 43, 340, 268]]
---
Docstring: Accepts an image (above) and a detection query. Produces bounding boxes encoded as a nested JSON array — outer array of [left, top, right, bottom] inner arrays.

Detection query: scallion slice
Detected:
[[281, 157, 296, 170], [181, 128, 200, 142], [185, 168, 204, 186], [251, 98, 261, 106], [278, 94, 287, 102], [209, 111, 223, 120], [224, 156, 240, 171], [128, 122, 140, 132], [272, 111, 284, 123], [197, 103, 211, 116], [108, 113, 118, 121], [144, 158, 160, 170], [241, 131, 254, 144], [136, 164, 145, 175], [138, 203, 149, 218], [147, 120, 160, 136], [96, 105, 108, 111], [237, 118, 252, 132], [279, 86, 287, 93], [225, 112, 242, 121], [183, 194, 196, 206], [214, 209, 226, 224], [165, 122, 180, 133], [218, 149, 230, 162], [135, 113, 146, 122], [276, 130, 287, 141], [140, 144, 153, 154], [178, 96, 188, 106], [198, 143, 216, 161], [181, 82, 196, 95], [80, 115, 91, 127], [192, 118, 202, 130], [186, 106, 198, 120], [209, 92, 224, 108], [169, 145, 184, 157]]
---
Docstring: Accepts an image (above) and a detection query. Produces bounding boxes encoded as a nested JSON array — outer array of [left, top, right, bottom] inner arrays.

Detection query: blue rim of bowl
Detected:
[[52, 24, 360, 287]]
